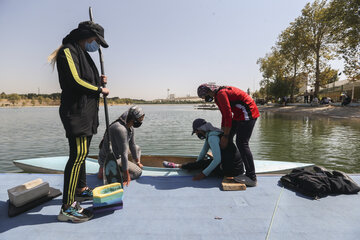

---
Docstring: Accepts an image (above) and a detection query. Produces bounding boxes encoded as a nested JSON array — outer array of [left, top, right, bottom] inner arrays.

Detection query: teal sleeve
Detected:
[[197, 140, 210, 162], [202, 135, 221, 176]]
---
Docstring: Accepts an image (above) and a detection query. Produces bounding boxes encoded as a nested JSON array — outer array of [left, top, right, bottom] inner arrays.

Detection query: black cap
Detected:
[[78, 21, 109, 48], [192, 118, 207, 135]]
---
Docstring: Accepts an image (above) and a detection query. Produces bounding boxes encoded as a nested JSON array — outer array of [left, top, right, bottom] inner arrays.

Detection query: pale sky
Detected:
[[0, 0, 342, 100]]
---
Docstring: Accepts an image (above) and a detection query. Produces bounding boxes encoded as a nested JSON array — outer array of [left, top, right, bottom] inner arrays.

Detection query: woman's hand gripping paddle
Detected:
[[89, 7, 123, 187]]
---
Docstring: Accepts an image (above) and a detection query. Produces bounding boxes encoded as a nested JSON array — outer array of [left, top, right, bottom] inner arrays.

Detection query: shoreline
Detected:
[[2, 100, 360, 120], [258, 104, 360, 120], [0, 99, 200, 108], [0, 103, 199, 109]]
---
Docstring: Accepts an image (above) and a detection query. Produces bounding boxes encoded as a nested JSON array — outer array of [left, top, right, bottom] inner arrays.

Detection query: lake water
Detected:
[[1, 105, 359, 173]]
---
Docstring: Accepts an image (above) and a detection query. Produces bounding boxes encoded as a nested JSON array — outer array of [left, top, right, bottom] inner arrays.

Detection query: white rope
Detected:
[[265, 186, 284, 240]]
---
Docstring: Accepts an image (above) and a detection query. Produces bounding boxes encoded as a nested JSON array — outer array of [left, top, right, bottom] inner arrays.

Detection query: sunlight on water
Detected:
[[1, 105, 359, 173]]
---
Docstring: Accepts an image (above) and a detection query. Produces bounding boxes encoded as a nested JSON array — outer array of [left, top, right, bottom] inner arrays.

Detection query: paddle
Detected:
[[89, 7, 123, 187]]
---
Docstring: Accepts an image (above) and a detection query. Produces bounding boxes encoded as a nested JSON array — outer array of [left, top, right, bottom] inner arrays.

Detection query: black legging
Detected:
[[181, 142, 244, 177], [63, 136, 92, 205], [230, 119, 257, 180]]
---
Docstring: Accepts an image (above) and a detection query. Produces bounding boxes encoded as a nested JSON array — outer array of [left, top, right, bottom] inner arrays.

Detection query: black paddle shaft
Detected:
[[88, 7, 111, 152], [89, 7, 123, 186]]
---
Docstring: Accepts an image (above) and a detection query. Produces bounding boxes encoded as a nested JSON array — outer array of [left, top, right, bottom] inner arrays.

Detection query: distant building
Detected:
[[152, 95, 202, 103], [319, 79, 360, 101]]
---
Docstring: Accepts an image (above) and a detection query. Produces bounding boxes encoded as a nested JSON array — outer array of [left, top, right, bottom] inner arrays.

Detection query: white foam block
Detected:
[[7, 178, 50, 207]]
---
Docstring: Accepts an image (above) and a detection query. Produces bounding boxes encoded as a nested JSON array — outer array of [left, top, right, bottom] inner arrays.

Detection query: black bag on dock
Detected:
[[280, 166, 360, 199]]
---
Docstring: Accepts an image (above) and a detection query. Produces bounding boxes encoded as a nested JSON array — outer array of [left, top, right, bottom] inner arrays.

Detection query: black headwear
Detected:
[[191, 118, 207, 135], [62, 21, 109, 48], [126, 106, 145, 123]]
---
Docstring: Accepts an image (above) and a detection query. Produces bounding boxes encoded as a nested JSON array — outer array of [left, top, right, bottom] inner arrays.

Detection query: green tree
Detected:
[[49, 93, 61, 100], [252, 90, 263, 99], [278, 20, 311, 101], [268, 77, 291, 100], [257, 48, 288, 100], [319, 67, 339, 86], [8, 94, 21, 105], [298, 0, 335, 97], [26, 93, 37, 99], [328, 0, 360, 82], [37, 96, 43, 104]]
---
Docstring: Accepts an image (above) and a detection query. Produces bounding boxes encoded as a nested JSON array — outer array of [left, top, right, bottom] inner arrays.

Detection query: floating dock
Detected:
[[1, 173, 359, 240]]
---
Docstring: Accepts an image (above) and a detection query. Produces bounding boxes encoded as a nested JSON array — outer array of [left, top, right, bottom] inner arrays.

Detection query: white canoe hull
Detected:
[[13, 155, 314, 176]]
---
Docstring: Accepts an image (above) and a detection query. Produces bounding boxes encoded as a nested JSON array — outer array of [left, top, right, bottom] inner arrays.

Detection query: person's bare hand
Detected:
[[101, 75, 107, 85], [220, 136, 228, 149], [123, 170, 131, 186], [101, 87, 109, 96], [193, 172, 206, 181], [136, 162, 143, 169]]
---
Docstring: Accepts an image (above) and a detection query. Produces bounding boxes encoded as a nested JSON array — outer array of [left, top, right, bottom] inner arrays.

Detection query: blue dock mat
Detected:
[[0, 173, 359, 240]]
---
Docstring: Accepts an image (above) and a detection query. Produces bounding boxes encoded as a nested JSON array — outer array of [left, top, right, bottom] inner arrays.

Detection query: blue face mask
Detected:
[[85, 40, 100, 52]]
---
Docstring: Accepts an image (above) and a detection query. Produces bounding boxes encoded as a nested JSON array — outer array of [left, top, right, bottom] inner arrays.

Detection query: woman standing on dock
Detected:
[[49, 21, 109, 223], [197, 83, 260, 187]]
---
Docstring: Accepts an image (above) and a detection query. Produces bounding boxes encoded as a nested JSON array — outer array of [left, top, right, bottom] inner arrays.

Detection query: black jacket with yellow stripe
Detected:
[[57, 42, 102, 138]]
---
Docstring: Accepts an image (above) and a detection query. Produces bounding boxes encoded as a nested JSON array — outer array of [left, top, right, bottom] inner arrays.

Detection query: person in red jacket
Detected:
[[197, 83, 260, 186]]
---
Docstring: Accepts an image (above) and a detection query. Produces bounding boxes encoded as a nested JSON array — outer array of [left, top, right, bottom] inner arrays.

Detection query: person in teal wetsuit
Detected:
[[163, 118, 243, 180]]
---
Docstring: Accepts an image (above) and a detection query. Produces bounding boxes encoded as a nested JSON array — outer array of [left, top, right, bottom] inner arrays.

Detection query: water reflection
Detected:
[[255, 112, 360, 173]]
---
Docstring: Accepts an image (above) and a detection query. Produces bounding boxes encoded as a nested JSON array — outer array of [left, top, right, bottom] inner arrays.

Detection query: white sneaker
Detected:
[[234, 175, 257, 187]]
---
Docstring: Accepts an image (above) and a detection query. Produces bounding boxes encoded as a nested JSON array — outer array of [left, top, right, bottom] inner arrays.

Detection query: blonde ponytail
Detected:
[[48, 45, 63, 70]]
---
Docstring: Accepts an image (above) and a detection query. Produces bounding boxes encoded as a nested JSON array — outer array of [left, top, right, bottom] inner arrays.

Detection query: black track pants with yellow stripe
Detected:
[[63, 136, 92, 205]]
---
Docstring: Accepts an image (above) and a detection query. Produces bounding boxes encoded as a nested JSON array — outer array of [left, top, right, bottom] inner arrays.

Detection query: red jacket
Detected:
[[215, 86, 260, 128]]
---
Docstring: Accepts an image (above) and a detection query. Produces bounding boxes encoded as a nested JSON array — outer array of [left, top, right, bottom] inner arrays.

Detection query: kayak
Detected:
[[13, 155, 314, 176]]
